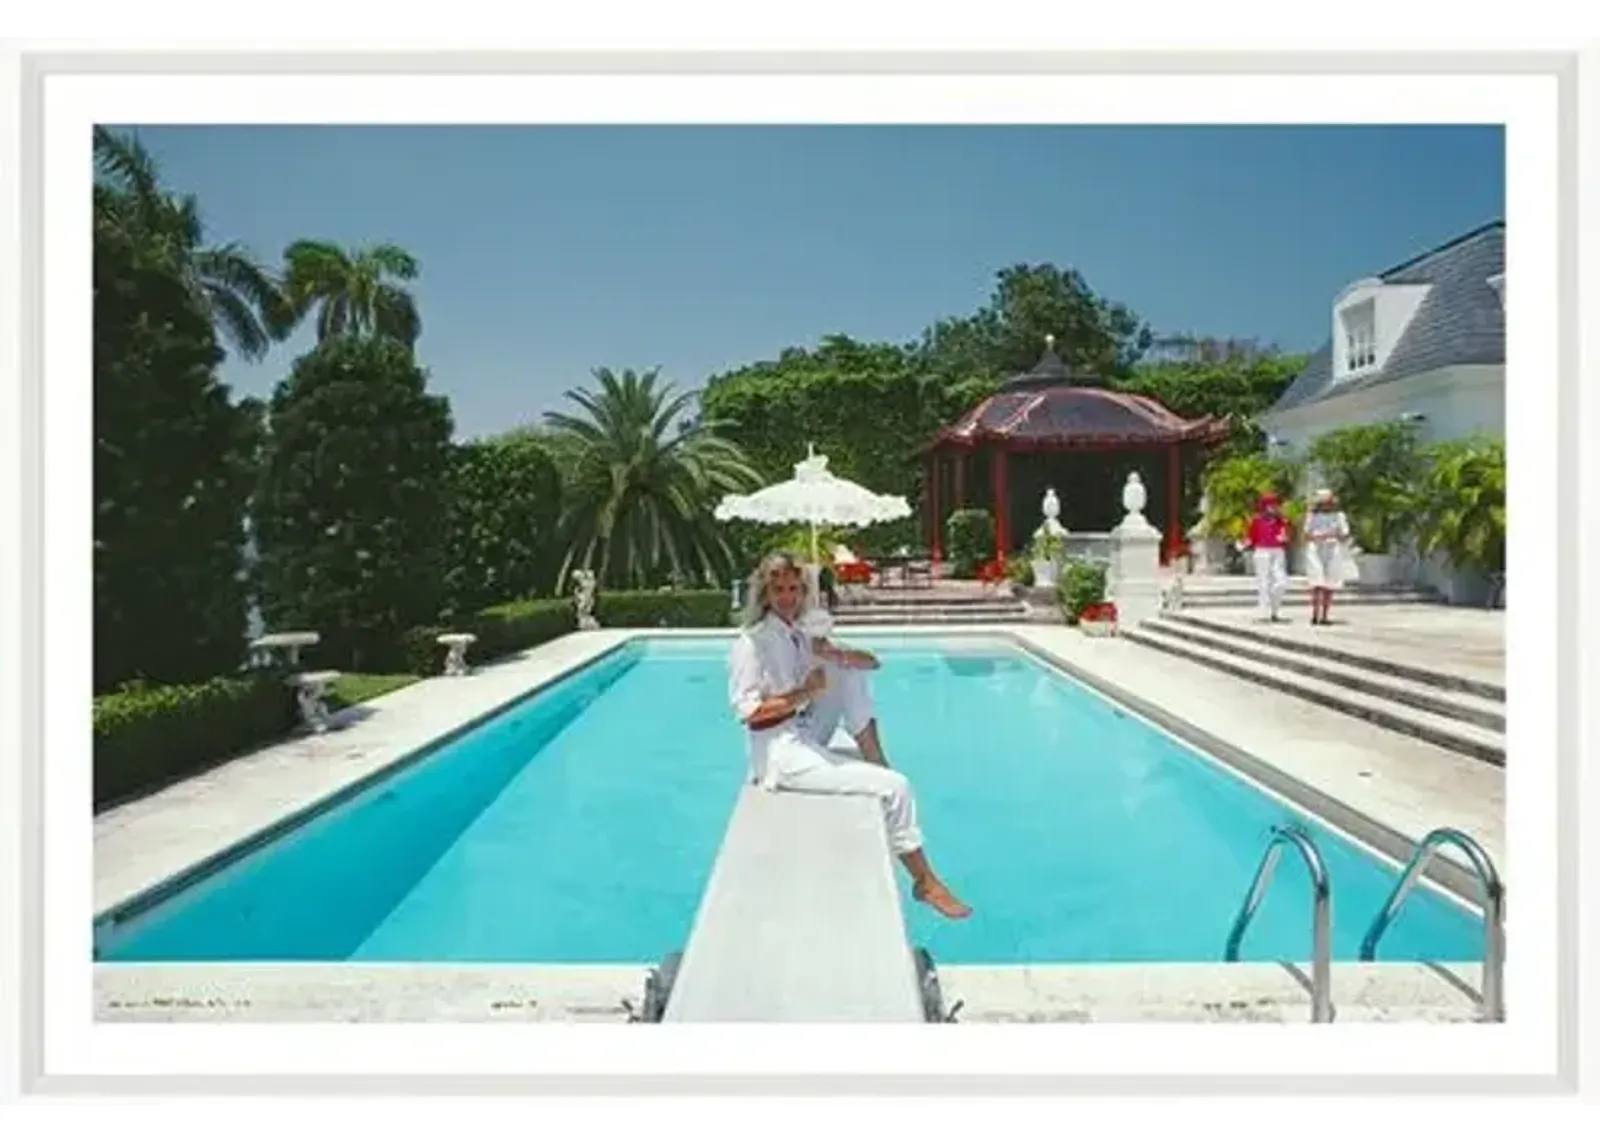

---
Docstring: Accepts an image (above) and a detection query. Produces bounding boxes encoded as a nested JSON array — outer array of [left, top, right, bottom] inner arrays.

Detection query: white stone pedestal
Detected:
[[1106, 474, 1165, 628]]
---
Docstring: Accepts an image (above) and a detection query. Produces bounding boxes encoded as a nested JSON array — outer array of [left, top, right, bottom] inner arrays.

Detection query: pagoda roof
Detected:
[[927, 336, 1232, 451]]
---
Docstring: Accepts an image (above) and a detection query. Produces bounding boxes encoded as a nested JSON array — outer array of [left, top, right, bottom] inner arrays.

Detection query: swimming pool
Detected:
[[94, 634, 1484, 965]]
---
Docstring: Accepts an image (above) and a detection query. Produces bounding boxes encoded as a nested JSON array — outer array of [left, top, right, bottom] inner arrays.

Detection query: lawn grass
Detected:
[[327, 673, 421, 710]]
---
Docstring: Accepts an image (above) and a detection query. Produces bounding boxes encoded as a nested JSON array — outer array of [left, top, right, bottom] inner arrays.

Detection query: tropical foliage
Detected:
[[542, 366, 765, 591], [1198, 452, 1306, 542], [94, 126, 291, 361], [1414, 434, 1506, 574], [1306, 420, 1426, 553], [282, 239, 423, 349], [251, 335, 456, 671]]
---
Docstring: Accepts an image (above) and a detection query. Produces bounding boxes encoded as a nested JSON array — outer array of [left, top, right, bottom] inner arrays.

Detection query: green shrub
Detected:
[[1306, 420, 1425, 553], [93, 674, 297, 809], [1199, 451, 1305, 543], [1056, 558, 1108, 624], [945, 509, 994, 578], [1415, 434, 1505, 574], [401, 597, 578, 676], [1005, 553, 1035, 586], [595, 589, 733, 628]]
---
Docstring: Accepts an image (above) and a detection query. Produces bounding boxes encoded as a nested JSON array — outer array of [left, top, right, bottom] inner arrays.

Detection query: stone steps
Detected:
[[1122, 621, 1505, 766], [834, 606, 1028, 626], [1139, 617, 1504, 731], [1159, 612, 1505, 703], [1177, 581, 1442, 608]]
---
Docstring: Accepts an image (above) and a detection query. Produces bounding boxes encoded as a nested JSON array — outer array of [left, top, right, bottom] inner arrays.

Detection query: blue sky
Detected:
[[128, 124, 1504, 440]]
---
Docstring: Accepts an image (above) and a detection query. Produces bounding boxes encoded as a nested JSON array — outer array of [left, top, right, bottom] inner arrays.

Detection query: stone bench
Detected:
[[286, 669, 342, 735], [660, 784, 926, 1023], [436, 632, 478, 677]]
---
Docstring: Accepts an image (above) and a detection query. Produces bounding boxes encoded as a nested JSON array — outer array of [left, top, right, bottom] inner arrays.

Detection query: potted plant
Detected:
[[1306, 421, 1424, 587], [1004, 553, 1035, 588], [1028, 530, 1067, 589], [1057, 557, 1108, 626], [1413, 434, 1505, 606], [1077, 600, 1119, 637]]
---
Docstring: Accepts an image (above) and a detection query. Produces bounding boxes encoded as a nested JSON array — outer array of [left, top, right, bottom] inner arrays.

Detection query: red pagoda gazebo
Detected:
[[921, 335, 1231, 566]]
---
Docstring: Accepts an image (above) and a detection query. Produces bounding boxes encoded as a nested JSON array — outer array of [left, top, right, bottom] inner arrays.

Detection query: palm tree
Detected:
[[544, 367, 766, 591], [93, 126, 291, 361], [281, 239, 422, 349]]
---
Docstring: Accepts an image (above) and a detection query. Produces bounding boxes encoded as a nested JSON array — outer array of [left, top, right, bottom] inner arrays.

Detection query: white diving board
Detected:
[[661, 784, 927, 1022]]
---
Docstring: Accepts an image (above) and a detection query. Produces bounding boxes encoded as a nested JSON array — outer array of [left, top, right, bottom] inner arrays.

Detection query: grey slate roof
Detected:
[[1268, 221, 1505, 415]]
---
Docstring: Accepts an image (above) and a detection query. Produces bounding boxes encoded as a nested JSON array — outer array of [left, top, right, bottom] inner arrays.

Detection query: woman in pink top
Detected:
[[1240, 492, 1290, 622]]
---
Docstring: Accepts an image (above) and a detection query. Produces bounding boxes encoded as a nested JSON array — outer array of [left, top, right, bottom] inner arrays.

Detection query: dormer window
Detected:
[[1341, 299, 1377, 373]]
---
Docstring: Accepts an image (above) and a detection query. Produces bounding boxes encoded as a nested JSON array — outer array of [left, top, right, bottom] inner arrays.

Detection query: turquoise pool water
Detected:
[[94, 635, 1484, 964]]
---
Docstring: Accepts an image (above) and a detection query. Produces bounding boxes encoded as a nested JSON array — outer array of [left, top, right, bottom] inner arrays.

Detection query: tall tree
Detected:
[[282, 240, 423, 349], [252, 336, 455, 671], [918, 262, 1153, 386], [544, 367, 765, 591], [93, 126, 291, 361], [93, 222, 264, 691], [92, 127, 274, 691], [698, 334, 966, 504], [440, 435, 564, 617]]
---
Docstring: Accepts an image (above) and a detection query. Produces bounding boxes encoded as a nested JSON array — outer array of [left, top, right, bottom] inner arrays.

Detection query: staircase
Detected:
[[1124, 609, 1505, 766], [833, 594, 1028, 626], [1175, 575, 1442, 609], [831, 582, 1028, 626]]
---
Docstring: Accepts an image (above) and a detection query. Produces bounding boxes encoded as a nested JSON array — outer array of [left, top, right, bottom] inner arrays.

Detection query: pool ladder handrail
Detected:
[[1225, 823, 1333, 1023], [1359, 826, 1506, 1023]]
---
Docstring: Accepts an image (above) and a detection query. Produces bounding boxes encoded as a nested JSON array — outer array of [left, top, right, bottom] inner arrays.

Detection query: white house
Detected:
[[1259, 220, 1505, 598]]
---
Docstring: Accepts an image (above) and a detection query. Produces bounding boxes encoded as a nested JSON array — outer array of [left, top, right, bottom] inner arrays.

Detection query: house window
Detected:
[[1341, 300, 1377, 372]]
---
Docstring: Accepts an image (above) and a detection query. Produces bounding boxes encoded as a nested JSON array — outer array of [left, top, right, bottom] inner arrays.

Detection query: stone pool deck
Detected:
[[93, 621, 1505, 1024], [96, 961, 1489, 1024]]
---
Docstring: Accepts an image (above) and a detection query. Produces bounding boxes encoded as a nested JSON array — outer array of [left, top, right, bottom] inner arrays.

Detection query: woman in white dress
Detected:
[[1303, 488, 1352, 626], [727, 550, 972, 919]]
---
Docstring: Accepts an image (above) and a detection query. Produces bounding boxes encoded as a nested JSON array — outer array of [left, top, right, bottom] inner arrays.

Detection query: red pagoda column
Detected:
[[1165, 443, 1184, 566], [927, 453, 943, 562], [952, 449, 966, 511], [991, 447, 1010, 560]]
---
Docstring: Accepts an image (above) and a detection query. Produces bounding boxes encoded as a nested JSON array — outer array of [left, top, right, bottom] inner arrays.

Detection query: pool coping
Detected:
[[92, 960, 1494, 1024], [92, 623, 1502, 1022]]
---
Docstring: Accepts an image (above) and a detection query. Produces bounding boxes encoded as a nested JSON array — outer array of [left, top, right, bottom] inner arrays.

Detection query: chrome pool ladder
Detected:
[[1359, 826, 1506, 1023], [1225, 823, 1334, 1023]]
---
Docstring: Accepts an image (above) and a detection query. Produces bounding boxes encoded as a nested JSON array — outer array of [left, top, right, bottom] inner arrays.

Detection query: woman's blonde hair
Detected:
[[741, 549, 809, 627]]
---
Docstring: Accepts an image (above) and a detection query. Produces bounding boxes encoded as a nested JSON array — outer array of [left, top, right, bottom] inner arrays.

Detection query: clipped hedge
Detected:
[[94, 674, 296, 810], [402, 597, 578, 676], [595, 589, 734, 628]]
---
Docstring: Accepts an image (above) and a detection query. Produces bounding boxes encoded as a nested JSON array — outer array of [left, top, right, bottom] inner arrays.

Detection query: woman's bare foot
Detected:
[[914, 879, 973, 919]]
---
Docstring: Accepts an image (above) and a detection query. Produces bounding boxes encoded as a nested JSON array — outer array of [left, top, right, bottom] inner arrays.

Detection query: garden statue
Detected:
[[1188, 489, 1226, 575], [1121, 471, 1150, 522], [574, 568, 599, 631], [1029, 486, 1070, 590]]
